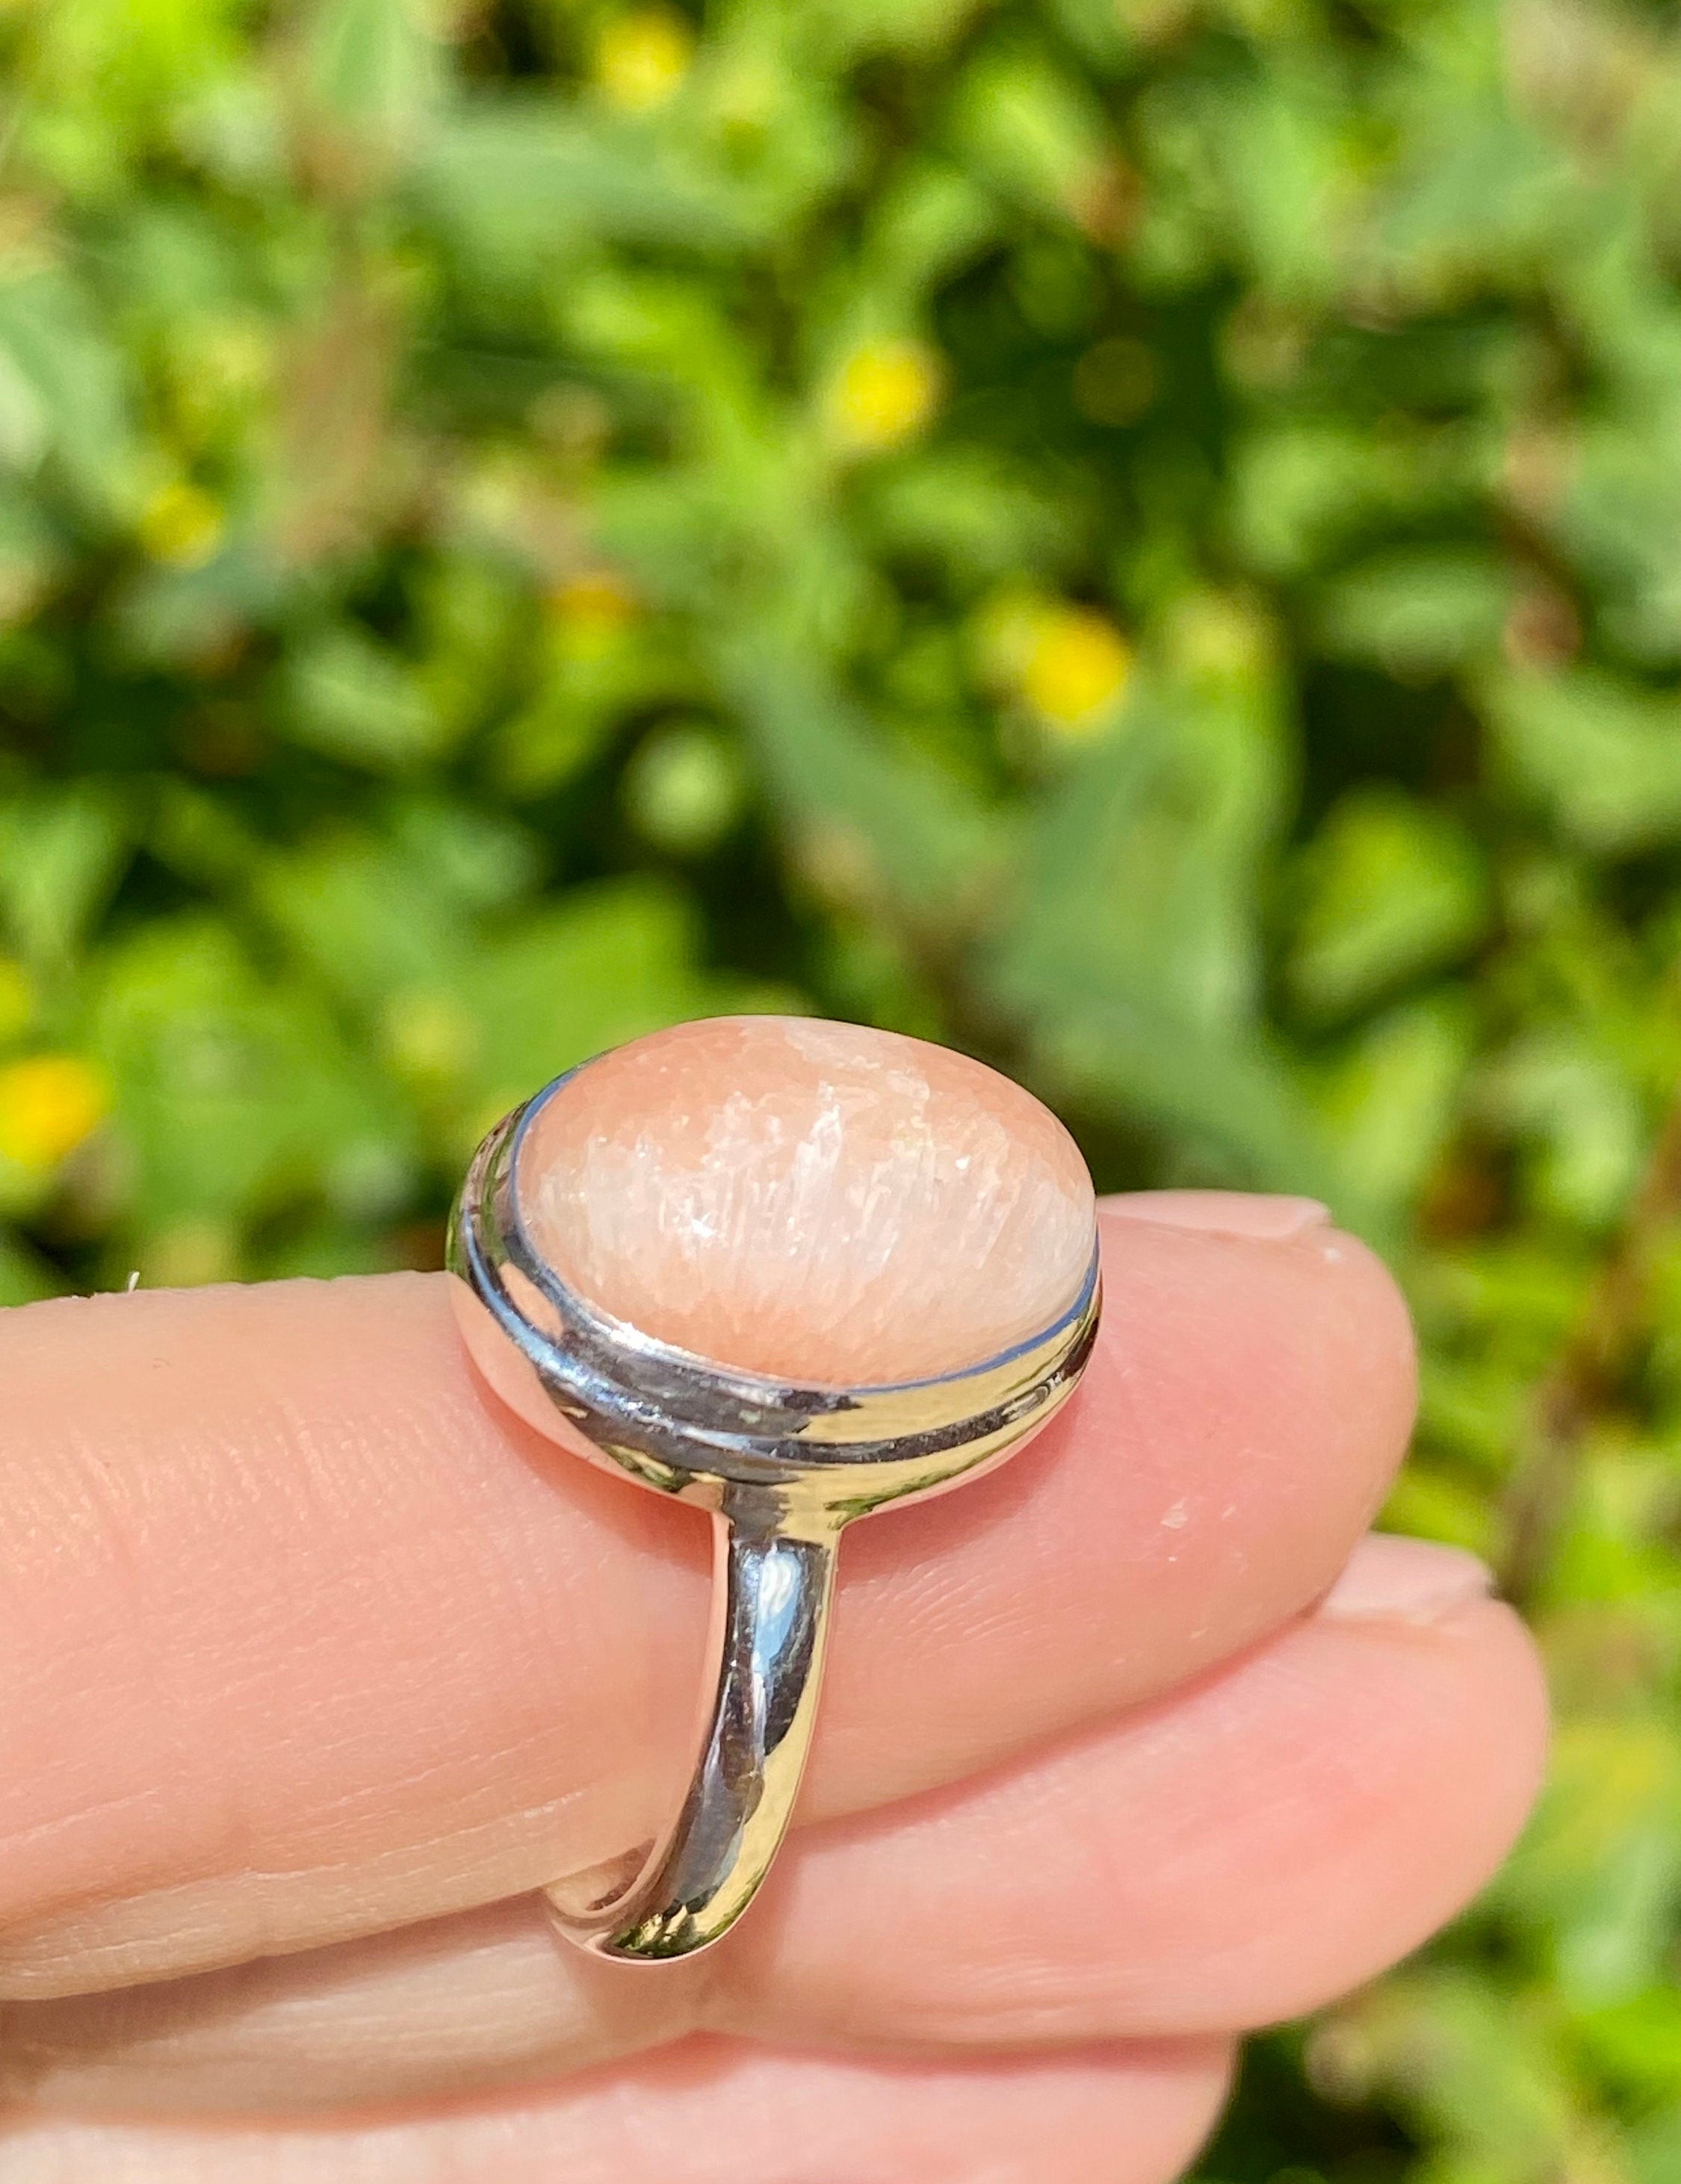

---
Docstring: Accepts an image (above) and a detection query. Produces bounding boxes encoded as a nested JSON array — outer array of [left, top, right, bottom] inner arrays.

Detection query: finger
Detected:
[[0, 1197, 1414, 1995], [0, 2037, 1233, 2184], [736, 1581, 1547, 2047], [1, 1547, 1544, 2115]]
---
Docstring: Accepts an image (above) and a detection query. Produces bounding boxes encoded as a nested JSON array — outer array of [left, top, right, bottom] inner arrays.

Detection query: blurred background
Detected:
[[0, 0, 1677, 2174]]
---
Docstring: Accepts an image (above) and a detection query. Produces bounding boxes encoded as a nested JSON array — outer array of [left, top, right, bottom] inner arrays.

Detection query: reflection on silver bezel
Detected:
[[448, 1062, 1102, 1495]]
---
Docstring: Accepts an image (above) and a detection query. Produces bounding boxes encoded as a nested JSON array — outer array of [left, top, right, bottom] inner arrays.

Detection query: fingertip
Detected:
[[1318, 1533, 1493, 1623], [1095, 1204, 1418, 1489], [1100, 1190, 1331, 1241]]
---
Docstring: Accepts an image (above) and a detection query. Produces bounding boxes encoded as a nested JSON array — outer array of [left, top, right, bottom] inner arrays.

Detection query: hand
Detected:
[[0, 1193, 1546, 2183]]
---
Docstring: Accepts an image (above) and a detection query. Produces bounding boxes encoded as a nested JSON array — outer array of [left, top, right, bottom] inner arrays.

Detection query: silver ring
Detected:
[[448, 1026, 1100, 1962]]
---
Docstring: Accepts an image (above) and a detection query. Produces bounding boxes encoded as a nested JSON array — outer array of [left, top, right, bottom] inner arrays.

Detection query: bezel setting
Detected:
[[448, 1062, 1102, 1517]]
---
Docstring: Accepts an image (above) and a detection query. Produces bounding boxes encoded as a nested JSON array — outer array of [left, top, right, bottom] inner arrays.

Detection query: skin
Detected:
[[0, 1193, 1549, 2182]]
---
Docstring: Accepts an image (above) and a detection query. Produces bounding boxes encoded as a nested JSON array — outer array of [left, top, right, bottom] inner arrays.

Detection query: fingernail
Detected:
[[1100, 1190, 1332, 1242], [1318, 1533, 1496, 1625]]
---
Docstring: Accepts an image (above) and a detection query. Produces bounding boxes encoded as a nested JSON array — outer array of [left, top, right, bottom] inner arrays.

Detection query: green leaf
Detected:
[[1313, 547, 1514, 677], [1629, 2107, 1681, 2184], [303, 0, 442, 174], [273, 627, 445, 772], [858, 160, 997, 300], [1213, 67, 1360, 305], [806, 0, 986, 61], [721, 635, 1007, 935], [1555, 409, 1681, 666], [1479, 1030, 1646, 1229], [1288, 787, 1490, 1021], [0, 782, 131, 969], [1501, 1717, 1681, 2005], [864, 447, 1076, 589], [995, 676, 1284, 1037], [257, 830, 471, 1014], [990, 671, 1333, 1191], [415, 102, 752, 273], [1228, 421, 1473, 578], [1481, 666, 1681, 854], [949, 40, 1115, 230], [452, 878, 755, 1135], [1329, 1971, 1579, 2176], [1031, 990, 1336, 1197], [89, 917, 414, 1240], [0, 270, 138, 517], [1381, 105, 1581, 294], [1316, 994, 1474, 1233]]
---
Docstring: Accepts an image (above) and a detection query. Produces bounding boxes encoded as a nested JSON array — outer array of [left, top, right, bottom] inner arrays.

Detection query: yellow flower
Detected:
[[0, 1055, 107, 1171], [138, 481, 224, 570], [829, 338, 942, 453], [547, 567, 639, 658], [595, 8, 693, 113], [1019, 604, 1133, 733]]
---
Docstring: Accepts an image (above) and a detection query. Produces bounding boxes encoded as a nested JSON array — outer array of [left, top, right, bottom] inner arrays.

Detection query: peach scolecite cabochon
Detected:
[[514, 1016, 1098, 1388]]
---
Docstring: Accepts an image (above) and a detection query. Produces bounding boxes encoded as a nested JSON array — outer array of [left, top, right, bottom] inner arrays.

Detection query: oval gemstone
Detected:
[[515, 1016, 1095, 1386]]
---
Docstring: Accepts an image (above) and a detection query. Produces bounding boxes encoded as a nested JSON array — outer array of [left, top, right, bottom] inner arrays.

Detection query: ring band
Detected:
[[448, 1055, 1101, 1963]]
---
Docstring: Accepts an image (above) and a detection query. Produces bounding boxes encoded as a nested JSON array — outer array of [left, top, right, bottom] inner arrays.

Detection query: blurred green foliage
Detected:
[[0, 0, 1678, 2174]]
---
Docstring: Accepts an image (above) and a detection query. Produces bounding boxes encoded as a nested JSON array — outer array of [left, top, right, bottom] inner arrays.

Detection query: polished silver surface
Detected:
[[545, 1495, 837, 1958]]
